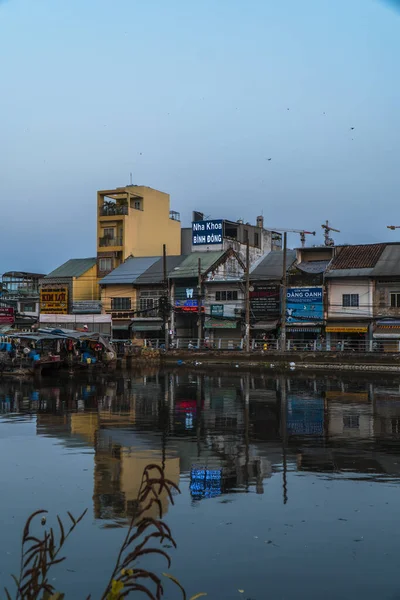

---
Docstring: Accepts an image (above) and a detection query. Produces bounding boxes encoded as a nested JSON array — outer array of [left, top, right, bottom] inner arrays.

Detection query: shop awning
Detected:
[[112, 323, 131, 331], [373, 332, 400, 339], [376, 319, 400, 327], [131, 322, 163, 332], [251, 320, 278, 331], [287, 327, 322, 333], [204, 318, 237, 329], [326, 325, 368, 333]]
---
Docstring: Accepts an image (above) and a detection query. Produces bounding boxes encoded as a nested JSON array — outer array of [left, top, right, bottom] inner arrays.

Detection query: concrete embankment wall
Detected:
[[162, 350, 400, 374]]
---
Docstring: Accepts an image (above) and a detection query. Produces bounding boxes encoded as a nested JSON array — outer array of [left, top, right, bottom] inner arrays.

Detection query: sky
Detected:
[[1, 0, 400, 274]]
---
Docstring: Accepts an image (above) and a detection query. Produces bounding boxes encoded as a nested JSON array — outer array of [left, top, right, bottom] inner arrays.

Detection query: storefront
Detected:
[[325, 323, 369, 351], [204, 317, 240, 348], [285, 287, 324, 345], [373, 319, 400, 353], [131, 319, 163, 340], [286, 326, 323, 349]]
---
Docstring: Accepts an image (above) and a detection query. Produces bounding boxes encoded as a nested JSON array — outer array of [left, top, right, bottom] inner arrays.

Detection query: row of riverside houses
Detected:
[[30, 184, 282, 339], [250, 242, 400, 351], [4, 183, 400, 348]]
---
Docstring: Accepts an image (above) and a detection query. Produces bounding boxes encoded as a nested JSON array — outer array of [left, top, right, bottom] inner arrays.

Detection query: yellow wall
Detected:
[[120, 452, 180, 519], [97, 186, 181, 260], [72, 264, 100, 301], [101, 284, 137, 313], [70, 413, 100, 445]]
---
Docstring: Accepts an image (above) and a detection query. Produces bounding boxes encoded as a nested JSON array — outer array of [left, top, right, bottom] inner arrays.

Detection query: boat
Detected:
[[0, 328, 116, 377]]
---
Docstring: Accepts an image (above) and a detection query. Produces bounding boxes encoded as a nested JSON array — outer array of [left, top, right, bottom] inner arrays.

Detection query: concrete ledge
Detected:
[[162, 350, 400, 374]]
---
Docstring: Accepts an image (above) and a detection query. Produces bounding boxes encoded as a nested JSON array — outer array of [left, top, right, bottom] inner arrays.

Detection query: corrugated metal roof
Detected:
[[296, 260, 331, 274], [328, 244, 386, 270], [100, 256, 160, 285], [371, 244, 400, 276], [170, 251, 225, 279], [250, 250, 296, 280], [135, 256, 186, 284], [45, 258, 97, 279]]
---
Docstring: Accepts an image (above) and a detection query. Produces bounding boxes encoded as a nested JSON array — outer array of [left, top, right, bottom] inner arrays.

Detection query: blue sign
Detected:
[[286, 287, 323, 323], [192, 219, 223, 245], [287, 395, 324, 436]]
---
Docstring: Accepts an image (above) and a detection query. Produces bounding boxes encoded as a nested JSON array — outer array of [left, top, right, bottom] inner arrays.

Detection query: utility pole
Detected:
[[163, 244, 169, 351], [197, 257, 202, 343], [280, 232, 287, 352], [245, 240, 250, 352]]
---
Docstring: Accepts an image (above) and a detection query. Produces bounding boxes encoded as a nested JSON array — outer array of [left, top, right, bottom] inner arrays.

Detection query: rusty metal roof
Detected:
[[328, 244, 386, 271]]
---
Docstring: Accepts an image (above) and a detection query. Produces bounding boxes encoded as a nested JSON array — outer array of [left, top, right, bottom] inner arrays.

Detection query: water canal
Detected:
[[1, 369, 400, 599]]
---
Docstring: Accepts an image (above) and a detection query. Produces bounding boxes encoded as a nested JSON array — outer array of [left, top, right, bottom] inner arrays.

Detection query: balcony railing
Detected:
[[99, 205, 128, 217], [169, 210, 181, 221], [99, 236, 123, 247]]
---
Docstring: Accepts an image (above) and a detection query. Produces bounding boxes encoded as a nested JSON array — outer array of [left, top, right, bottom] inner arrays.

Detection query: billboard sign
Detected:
[[286, 287, 323, 323], [210, 304, 224, 317], [40, 286, 69, 314], [175, 286, 200, 311], [250, 284, 280, 318], [192, 219, 223, 246], [0, 306, 15, 324]]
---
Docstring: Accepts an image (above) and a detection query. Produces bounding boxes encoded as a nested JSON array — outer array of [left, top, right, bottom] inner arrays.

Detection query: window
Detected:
[[20, 302, 36, 312], [103, 227, 115, 239], [111, 297, 131, 310], [343, 415, 360, 429], [99, 258, 112, 272], [254, 232, 260, 247], [390, 293, 400, 308], [215, 290, 238, 301], [134, 200, 142, 210], [342, 294, 359, 308]]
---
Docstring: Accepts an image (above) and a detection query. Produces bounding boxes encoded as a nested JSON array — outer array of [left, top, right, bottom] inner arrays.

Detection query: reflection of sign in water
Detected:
[[287, 395, 324, 435], [192, 220, 223, 245], [40, 286, 69, 314], [286, 287, 323, 323], [175, 400, 197, 430], [190, 467, 222, 499]]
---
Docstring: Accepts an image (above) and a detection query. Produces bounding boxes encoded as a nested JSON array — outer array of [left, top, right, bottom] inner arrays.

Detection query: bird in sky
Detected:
[[267, 158, 272, 161], [350, 127, 355, 130]]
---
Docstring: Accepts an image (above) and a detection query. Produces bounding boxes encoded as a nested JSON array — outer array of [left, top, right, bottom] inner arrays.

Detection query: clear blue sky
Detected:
[[1, 0, 399, 273]]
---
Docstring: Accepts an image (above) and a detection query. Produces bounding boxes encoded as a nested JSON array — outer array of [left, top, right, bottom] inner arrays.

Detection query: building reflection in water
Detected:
[[2, 370, 400, 524]]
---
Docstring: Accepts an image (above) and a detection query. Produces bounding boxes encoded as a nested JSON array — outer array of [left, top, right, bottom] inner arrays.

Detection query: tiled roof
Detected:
[[45, 258, 97, 278], [328, 244, 386, 271]]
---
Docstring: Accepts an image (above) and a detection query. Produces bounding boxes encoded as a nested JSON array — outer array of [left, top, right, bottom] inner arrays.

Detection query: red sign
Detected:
[[0, 307, 14, 325]]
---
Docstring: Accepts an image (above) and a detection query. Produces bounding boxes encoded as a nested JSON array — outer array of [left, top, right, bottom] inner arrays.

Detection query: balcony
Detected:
[[99, 205, 128, 217], [99, 236, 123, 248], [169, 210, 181, 221]]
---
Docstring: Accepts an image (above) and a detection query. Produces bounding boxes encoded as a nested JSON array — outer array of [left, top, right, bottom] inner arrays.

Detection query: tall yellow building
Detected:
[[97, 185, 181, 277]]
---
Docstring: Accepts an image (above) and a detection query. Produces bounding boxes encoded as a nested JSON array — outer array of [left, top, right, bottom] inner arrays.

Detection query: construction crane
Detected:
[[266, 227, 316, 248], [321, 220, 340, 247]]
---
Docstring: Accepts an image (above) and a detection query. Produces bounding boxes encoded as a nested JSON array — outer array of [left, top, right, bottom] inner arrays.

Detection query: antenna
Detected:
[[321, 220, 340, 247], [130, 172, 133, 185]]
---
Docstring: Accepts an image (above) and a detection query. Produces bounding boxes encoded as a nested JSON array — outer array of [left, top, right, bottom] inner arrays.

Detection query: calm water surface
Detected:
[[1, 368, 400, 599]]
